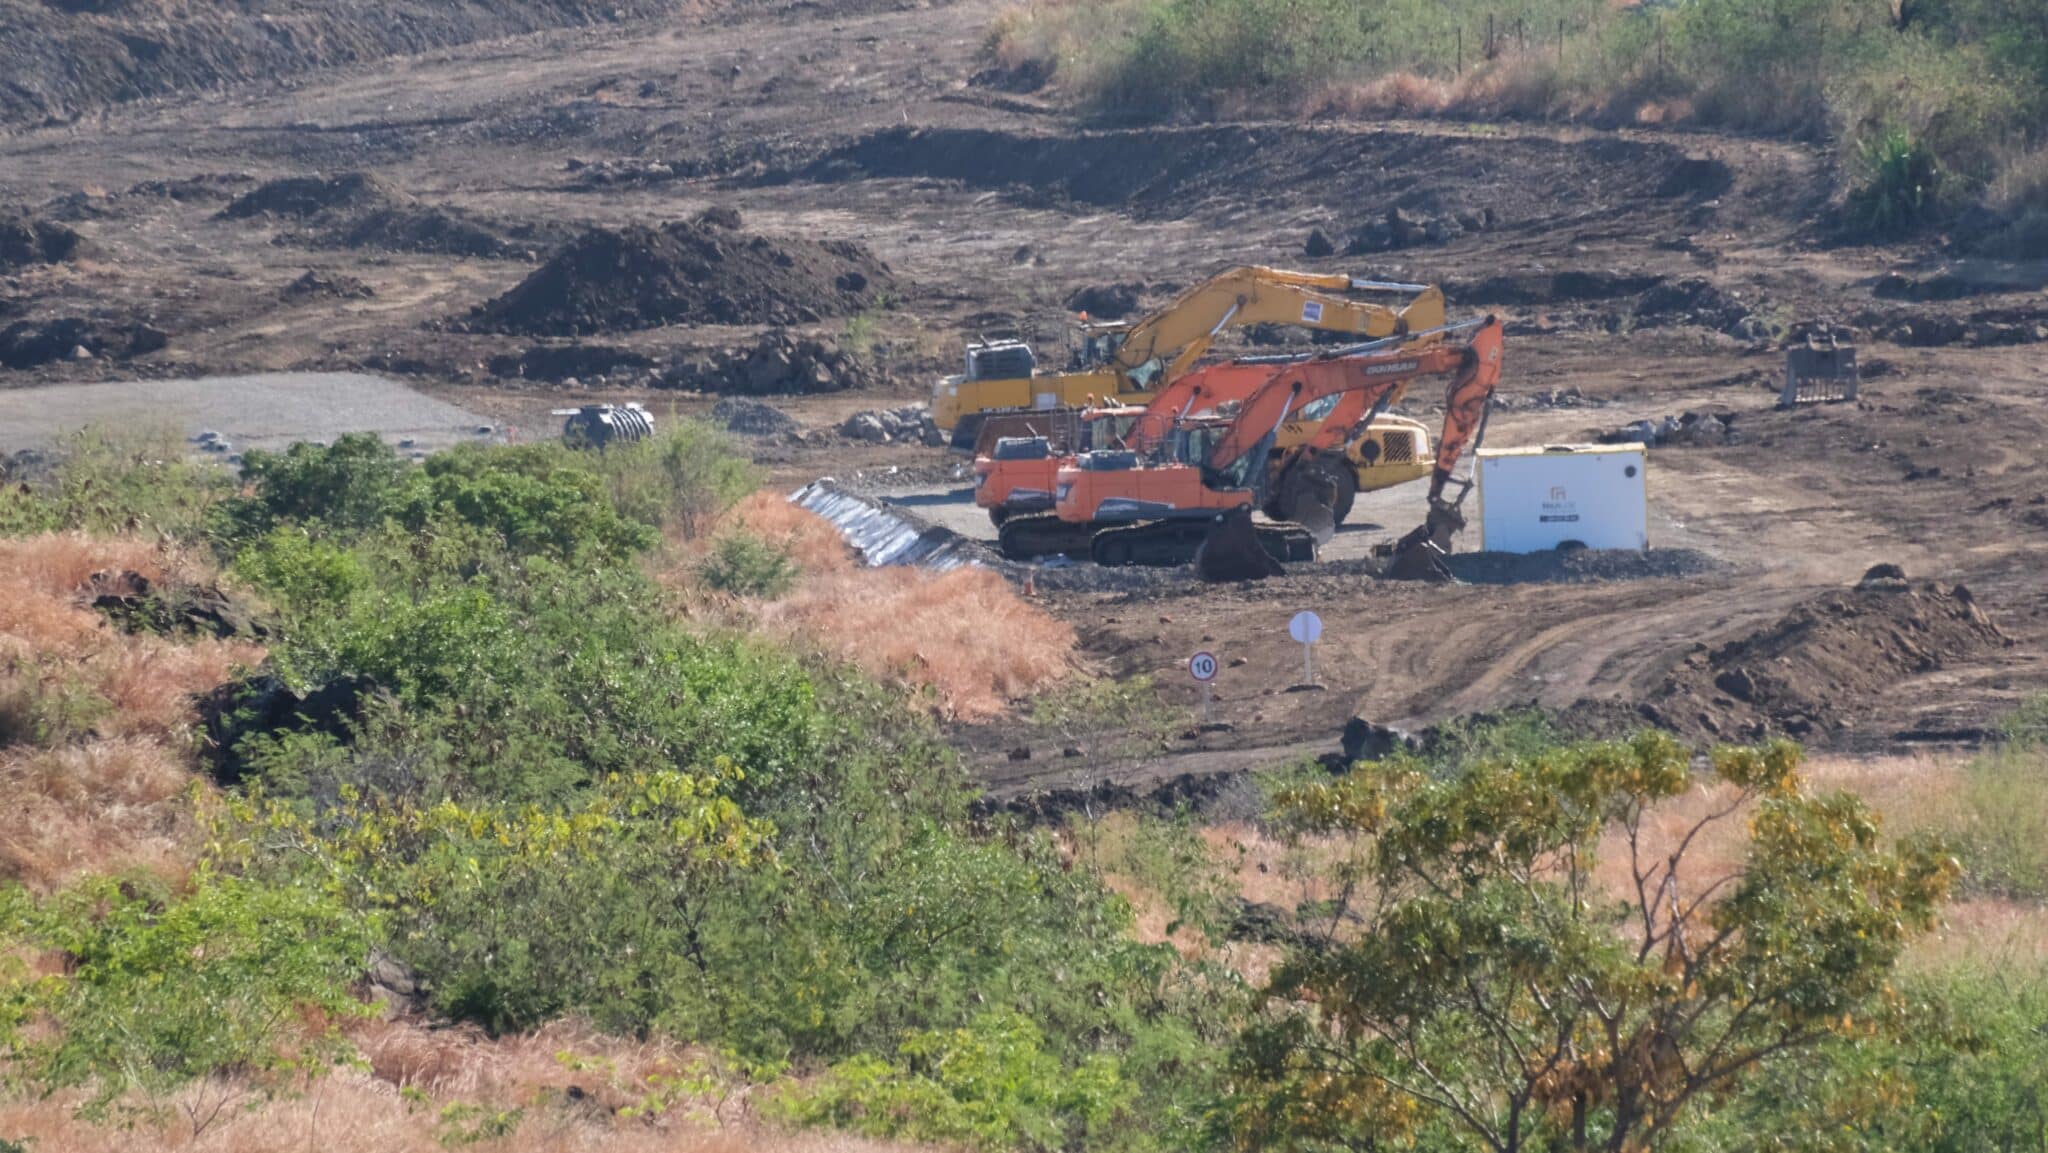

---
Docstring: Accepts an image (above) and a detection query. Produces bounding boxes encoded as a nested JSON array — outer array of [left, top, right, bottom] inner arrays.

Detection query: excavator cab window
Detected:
[[1298, 394, 1340, 421]]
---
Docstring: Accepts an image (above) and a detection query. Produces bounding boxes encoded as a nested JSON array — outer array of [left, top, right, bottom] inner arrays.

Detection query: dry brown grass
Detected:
[[0, 1019, 930, 1153], [655, 494, 1072, 719], [760, 565, 1074, 720], [1306, 60, 1588, 122], [0, 534, 262, 889], [0, 738, 198, 890], [0, 533, 259, 740], [0, 1078, 926, 1153], [719, 489, 858, 575]]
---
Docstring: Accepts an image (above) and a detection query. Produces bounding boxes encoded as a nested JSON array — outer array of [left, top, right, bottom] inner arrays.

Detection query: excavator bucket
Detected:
[[1196, 507, 1284, 582], [1294, 489, 1339, 547], [1383, 500, 1464, 582]]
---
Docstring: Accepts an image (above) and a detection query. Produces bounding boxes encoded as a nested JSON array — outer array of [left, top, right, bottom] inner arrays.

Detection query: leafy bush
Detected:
[[223, 432, 409, 540], [0, 426, 227, 540], [0, 871, 371, 1125], [775, 1010, 1135, 1151], [1847, 130, 1945, 234], [1950, 697, 2048, 898], [1230, 734, 1956, 1153], [696, 531, 797, 598]]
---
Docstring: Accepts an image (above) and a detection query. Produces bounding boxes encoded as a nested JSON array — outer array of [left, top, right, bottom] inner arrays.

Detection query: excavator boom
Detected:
[[1111, 267, 1449, 391], [935, 265, 1447, 448], [1027, 317, 1505, 575]]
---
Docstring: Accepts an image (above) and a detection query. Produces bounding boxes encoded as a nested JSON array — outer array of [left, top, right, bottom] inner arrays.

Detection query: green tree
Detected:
[[1226, 733, 1957, 1153]]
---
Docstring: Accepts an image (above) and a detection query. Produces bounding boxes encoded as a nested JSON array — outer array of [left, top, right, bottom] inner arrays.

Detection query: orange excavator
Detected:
[[1004, 316, 1504, 575], [973, 361, 1286, 527]]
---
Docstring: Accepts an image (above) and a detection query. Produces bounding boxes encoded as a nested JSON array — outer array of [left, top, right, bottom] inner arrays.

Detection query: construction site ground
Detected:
[[4, 0, 2046, 796]]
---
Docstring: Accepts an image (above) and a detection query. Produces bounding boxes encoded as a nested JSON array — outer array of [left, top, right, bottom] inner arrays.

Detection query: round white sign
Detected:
[[1188, 651, 1219, 682], [1289, 611, 1324, 645]]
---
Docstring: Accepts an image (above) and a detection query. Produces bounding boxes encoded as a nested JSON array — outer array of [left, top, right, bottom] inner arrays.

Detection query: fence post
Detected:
[[1558, 18, 1565, 63], [1457, 26, 1463, 75]]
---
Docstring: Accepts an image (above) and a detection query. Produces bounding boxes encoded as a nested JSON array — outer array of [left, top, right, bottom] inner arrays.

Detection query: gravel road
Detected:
[[0, 372, 496, 459]]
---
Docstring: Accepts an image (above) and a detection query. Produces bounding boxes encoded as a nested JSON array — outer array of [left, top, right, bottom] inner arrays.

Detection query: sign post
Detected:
[[1189, 650, 1219, 724], [1288, 611, 1323, 686]]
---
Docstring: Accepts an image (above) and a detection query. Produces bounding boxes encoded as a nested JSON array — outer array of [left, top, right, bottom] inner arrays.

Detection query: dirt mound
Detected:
[[1064, 282, 1144, 319], [1443, 547, 1723, 585], [219, 173, 393, 220], [488, 343, 654, 383], [666, 330, 878, 394], [0, 0, 676, 127], [313, 204, 564, 260], [711, 397, 799, 437], [1449, 270, 1665, 306], [282, 269, 374, 300], [1648, 574, 2010, 742], [471, 220, 897, 336], [0, 316, 168, 368], [0, 211, 83, 269]]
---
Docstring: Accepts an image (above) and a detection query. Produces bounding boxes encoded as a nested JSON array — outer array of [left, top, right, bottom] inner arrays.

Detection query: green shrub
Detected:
[[1847, 129, 1945, 234], [0, 425, 227, 540], [696, 532, 796, 598], [1951, 698, 2048, 898], [773, 1010, 1135, 1152], [0, 674, 112, 749], [587, 420, 759, 539], [0, 872, 371, 1124], [224, 432, 410, 541]]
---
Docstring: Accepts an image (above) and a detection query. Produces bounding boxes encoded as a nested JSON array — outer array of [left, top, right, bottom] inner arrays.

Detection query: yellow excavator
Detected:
[[932, 266, 1447, 452]]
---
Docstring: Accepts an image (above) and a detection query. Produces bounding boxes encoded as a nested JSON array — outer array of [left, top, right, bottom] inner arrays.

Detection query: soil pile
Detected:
[[312, 204, 563, 260], [666, 330, 878, 394], [282, 270, 374, 300], [0, 212, 83, 269], [0, 316, 168, 368], [219, 173, 392, 220], [488, 343, 654, 383], [1648, 572, 2010, 741], [471, 220, 897, 335], [224, 174, 562, 259]]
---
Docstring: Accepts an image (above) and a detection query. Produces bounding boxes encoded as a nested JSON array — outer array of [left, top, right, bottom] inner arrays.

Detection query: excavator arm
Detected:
[[1200, 325, 1498, 482], [1385, 315, 1507, 579], [1109, 266, 1448, 391]]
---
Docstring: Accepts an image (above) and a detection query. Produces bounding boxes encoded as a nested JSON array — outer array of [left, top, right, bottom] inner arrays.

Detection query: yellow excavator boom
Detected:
[[933, 266, 1446, 450]]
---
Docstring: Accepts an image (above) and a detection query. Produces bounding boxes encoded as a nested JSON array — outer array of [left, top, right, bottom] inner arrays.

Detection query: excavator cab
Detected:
[[1072, 323, 1128, 369]]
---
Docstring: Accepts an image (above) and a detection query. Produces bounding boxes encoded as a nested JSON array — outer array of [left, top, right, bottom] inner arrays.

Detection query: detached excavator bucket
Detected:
[[1383, 501, 1464, 582], [1196, 506, 1284, 582]]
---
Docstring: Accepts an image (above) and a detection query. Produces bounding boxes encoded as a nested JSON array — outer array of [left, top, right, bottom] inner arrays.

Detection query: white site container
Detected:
[[1476, 444, 1648, 553]]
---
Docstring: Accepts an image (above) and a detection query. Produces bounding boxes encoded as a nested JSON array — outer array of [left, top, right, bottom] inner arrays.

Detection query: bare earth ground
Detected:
[[3, 0, 2046, 792]]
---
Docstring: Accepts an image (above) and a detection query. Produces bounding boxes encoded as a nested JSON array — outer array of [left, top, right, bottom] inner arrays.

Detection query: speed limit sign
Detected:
[[1189, 651, 1219, 682]]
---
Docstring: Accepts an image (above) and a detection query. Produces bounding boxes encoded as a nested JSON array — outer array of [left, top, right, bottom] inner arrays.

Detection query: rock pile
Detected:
[[841, 404, 944, 446], [1339, 205, 1497, 254], [668, 330, 877, 395], [1604, 410, 1738, 448], [0, 315, 168, 369], [711, 397, 799, 437], [282, 269, 374, 300]]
